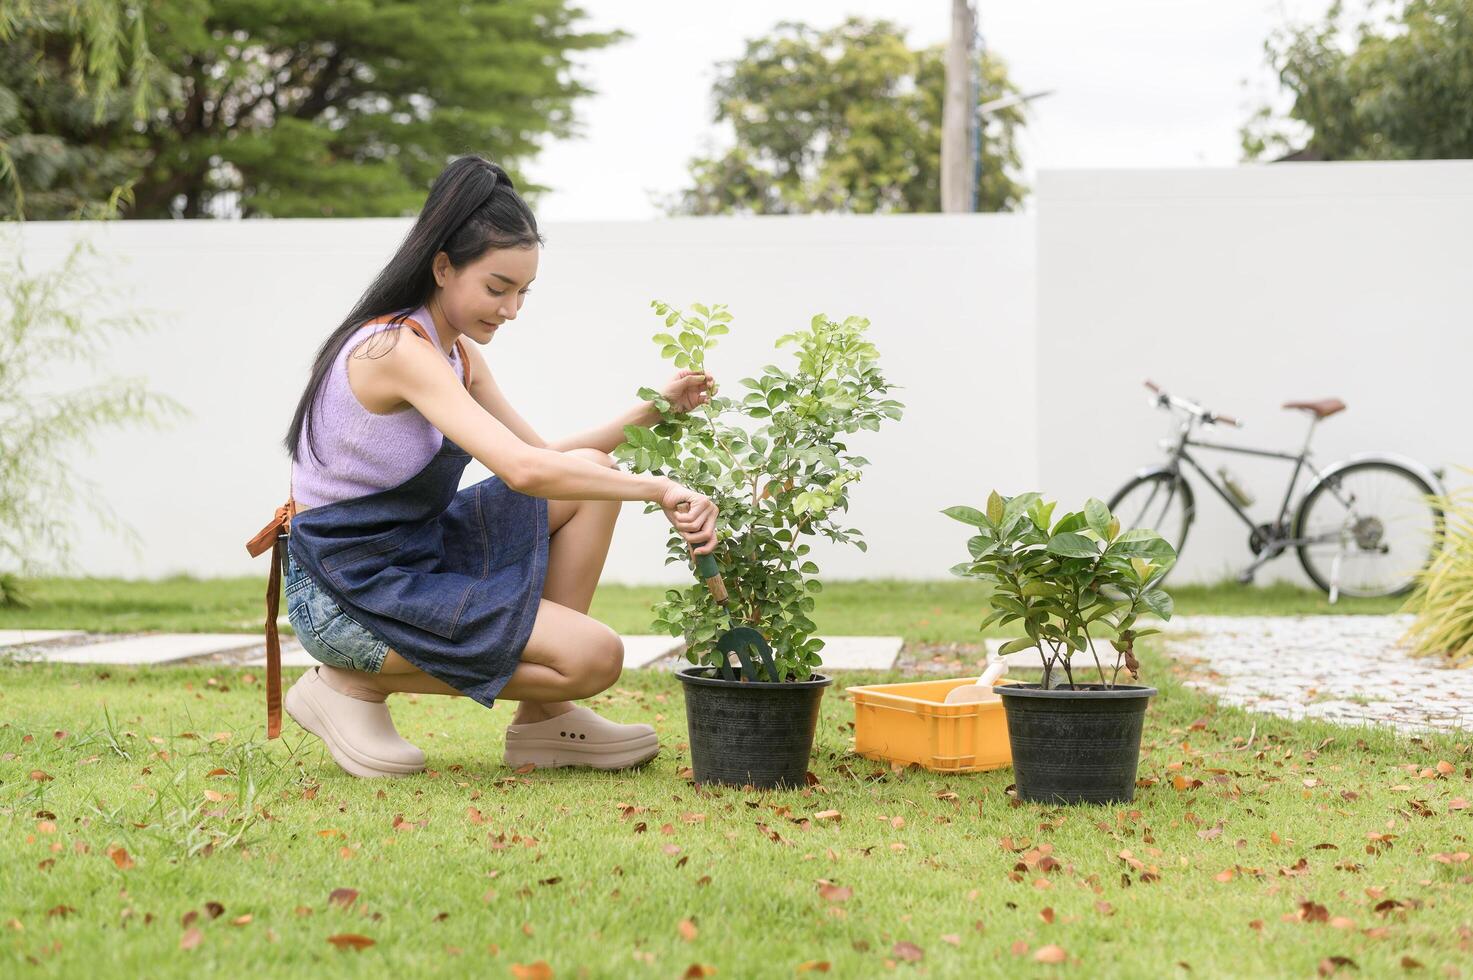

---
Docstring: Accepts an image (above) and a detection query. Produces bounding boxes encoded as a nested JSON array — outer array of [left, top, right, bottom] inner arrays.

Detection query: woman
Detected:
[[252, 155, 718, 779]]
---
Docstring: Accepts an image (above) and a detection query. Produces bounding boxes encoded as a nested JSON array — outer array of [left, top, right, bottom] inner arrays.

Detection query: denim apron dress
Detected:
[[246, 316, 548, 737]]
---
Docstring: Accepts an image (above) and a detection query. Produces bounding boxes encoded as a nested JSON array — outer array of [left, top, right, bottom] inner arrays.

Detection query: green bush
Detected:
[[614, 300, 903, 679], [944, 491, 1177, 689], [1403, 474, 1473, 665]]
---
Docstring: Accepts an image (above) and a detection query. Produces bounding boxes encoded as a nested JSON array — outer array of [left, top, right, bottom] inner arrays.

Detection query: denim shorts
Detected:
[[283, 542, 389, 674]]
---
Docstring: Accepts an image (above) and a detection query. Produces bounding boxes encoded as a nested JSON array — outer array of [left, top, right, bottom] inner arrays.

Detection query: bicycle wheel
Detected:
[[1294, 461, 1442, 598], [1107, 470, 1194, 563]]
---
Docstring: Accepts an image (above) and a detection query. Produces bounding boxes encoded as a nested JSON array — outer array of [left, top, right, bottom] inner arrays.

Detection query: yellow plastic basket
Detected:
[[845, 677, 1015, 773]]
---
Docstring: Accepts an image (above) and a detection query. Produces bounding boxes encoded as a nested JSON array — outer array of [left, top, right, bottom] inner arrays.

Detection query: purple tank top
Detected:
[[291, 306, 464, 509]]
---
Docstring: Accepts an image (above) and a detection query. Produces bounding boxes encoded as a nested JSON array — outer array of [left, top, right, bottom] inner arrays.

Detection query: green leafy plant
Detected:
[[945, 491, 1178, 689], [614, 300, 903, 680], [1403, 474, 1473, 665]]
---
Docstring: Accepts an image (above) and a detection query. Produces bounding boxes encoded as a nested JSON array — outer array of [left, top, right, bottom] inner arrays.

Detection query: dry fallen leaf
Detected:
[[180, 927, 203, 950], [510, 962, 553, 979], [1298, 901, 1330, 923], [107, 845, 134, 870], [892, 941, 924, 963], [679, 918, 698, 942], [326, 933, 376, 951], [818, 878, 854, 901], [1034, 944, 1067, 964], [796, 961, 831, 972], [682, 965, 716, 978], [328, 888, 359, 909]]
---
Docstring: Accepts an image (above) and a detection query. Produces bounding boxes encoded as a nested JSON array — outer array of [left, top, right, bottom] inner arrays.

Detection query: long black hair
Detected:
[[285, 155, 543, 466]]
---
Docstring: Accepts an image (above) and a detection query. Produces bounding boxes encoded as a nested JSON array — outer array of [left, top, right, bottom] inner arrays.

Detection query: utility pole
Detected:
[[941, 0, 977, 213]]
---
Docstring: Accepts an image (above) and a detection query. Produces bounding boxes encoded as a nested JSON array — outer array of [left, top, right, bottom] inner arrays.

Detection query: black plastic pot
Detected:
[[997, 683, 1157, 805], [676, 666, 833, 789]]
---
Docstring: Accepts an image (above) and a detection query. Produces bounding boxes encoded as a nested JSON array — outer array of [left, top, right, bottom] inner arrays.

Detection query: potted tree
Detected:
[[616, 301, 904, 788], [944, 492, 1176, 804]]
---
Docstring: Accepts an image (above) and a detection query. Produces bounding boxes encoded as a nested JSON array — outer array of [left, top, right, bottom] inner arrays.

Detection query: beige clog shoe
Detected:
[[503, 705, 659, 771], [284, 666, 426, 778]]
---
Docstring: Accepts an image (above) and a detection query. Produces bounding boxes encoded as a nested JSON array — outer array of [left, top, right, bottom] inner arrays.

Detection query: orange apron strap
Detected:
[[245, 499, 295, 739], [397, 316, 473, 389]]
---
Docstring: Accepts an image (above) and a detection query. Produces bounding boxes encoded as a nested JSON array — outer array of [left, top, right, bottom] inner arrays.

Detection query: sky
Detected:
[[524, 0, 1347, 221]]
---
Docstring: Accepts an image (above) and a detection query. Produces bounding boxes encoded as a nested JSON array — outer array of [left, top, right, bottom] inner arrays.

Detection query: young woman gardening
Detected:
[[245, 155, 718, 779]]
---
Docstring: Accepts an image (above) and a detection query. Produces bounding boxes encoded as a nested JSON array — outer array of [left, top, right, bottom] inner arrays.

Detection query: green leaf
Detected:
[[1141, 588, 1174, 620], [942, 506, 988, 527], [967, 536, 996, 560], [986, 491, 1005, 524], [997, 636, 1036, 656], [1046, 532, 1099, 558], [1084, 498, 1111, 537], [1050, 511, 1087, 536]]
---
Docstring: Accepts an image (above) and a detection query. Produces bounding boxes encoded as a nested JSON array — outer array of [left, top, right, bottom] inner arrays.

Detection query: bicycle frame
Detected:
[[1156, 410, 1348, 556]]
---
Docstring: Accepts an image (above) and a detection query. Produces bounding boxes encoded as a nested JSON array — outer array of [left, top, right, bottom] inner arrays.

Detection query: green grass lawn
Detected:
[[0, 577, 1406, 638], [3, 641, 1469, 976]]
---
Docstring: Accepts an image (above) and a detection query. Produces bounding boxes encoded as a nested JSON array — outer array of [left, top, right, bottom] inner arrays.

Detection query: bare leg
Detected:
[[511, 474, 621, 722]]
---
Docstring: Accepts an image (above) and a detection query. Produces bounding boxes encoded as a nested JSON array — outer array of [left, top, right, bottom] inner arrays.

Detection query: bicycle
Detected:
[[1108, 380, 1445, 601]]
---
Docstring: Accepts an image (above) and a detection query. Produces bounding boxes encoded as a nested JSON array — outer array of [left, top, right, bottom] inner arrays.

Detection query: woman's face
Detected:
[[432, 245, 539, 344]]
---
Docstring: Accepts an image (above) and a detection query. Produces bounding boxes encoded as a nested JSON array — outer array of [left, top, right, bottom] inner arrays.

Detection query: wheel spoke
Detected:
[[1297, 464, 1440, 597]]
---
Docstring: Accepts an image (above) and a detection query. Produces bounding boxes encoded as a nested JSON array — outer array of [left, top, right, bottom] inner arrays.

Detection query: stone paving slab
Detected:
[[1160, 614, 1472, 734], [814, 636, 903, 671], [0, 629, 86, 648], [22, 633, 265, 665]]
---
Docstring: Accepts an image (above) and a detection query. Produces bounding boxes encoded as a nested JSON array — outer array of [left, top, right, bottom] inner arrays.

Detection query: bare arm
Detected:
[[383, 334, 665, 503]]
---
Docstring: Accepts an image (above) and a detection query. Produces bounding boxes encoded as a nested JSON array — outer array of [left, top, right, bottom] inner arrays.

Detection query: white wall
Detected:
[[4, 214, 1037, 583], [1035, 162, 1473, 585], [7, 161, 1468, 586]]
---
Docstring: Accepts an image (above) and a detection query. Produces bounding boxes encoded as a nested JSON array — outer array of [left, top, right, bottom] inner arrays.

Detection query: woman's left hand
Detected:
[[660, 369, 716, 414]]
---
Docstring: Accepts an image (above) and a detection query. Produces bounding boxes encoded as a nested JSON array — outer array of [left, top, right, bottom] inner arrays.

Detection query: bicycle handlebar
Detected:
[[1141, 379, 1244, 428]]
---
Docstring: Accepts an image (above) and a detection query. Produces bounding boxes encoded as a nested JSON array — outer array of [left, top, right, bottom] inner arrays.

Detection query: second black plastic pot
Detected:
[[997, 683, 1156, 805], [676, 666, 832, 789]]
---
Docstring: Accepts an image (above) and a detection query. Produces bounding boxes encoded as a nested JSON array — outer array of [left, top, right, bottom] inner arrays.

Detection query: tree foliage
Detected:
[[1243, 0, 1473, 160], [666, 18, 1028, 215], [1, 0, 623, 219]]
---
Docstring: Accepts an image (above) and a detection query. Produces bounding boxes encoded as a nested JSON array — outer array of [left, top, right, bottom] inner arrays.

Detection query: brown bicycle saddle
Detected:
[[1282, 398, 1346, 419]]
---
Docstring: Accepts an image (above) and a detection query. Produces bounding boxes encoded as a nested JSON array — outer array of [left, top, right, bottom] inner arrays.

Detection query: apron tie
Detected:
[[245, 499, 295, 739]]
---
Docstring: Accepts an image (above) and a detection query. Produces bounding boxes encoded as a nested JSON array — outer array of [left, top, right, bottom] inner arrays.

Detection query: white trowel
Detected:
[[943, 658, 1010, 705]]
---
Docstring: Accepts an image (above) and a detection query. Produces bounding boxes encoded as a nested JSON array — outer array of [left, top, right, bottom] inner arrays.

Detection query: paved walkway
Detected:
[[7, 617, 1467, 733], [1162, 614, 1471, 734], [0, 630, 904, 672]]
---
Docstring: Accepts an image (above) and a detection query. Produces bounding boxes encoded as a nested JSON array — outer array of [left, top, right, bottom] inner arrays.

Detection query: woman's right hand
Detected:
[[658, 480, 718, 556]]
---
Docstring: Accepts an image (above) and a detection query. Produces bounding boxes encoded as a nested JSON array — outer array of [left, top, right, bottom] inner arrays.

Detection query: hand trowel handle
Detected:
[[675, 501, 727, 604]]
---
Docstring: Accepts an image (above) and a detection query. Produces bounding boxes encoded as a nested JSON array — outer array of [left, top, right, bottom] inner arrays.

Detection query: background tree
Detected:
[[0, 0, 159, 219], [666, 18, 1028, 215], [1243, 0, 1473, 161], [1, 0, 623, 219], [1, 3, 183, 605]]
